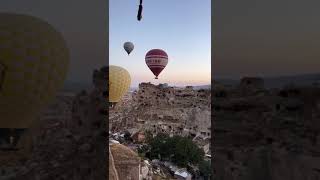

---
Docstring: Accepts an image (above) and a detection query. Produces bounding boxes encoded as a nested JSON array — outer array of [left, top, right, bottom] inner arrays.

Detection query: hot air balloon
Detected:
[[123, 42, 134, 55], [109, 65, 131, 107], [0, 13, 69, 151], [145, 49, 168, 79]]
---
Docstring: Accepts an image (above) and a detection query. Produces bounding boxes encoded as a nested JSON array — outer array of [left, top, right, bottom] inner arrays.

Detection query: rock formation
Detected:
[[110, 82, 211, 141], [213, 77, 320, 180]]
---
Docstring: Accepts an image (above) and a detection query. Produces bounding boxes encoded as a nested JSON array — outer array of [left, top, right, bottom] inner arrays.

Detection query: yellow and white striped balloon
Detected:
[[0, 13, 69, 128], [109, 65, 131, 103]]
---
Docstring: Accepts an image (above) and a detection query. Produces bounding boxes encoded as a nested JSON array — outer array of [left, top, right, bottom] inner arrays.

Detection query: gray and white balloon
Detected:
[[123, 42, 134, 55]]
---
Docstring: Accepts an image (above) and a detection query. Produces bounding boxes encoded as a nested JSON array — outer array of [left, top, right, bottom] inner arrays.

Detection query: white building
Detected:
[[174, 169, 192, 180]]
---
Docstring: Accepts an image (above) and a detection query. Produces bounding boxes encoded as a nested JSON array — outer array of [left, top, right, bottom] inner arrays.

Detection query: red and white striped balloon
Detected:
[[145, 49, 168, 79]]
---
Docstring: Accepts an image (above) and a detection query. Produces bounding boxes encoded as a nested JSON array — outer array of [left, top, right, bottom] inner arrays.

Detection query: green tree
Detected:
[[199, 160, 212, 179], [149, 133, 170, 160], [171, 136, 204, 167], [148, 134, 205, 167]]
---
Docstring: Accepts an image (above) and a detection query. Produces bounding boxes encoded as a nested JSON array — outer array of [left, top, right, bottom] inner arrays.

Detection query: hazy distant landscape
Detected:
[[129, 84, 211, 92], [63, 81, 212, 93], [62, 73, 320, 93], [215, 73, 320, 89]]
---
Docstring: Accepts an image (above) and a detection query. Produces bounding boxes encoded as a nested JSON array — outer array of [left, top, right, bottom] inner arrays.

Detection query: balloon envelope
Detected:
[[0, 13, 69, 128], [145, 49, 168, 79], [109, 65, 131, 103], [123, 42, 134, 55]]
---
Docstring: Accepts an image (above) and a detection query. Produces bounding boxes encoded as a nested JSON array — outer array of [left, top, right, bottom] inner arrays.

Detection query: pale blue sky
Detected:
[[110, 0, 211, 87]]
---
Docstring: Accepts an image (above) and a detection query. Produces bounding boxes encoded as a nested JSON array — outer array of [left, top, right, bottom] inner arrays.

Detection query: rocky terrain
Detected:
[[110, 83, 211, 141], [213, 77, 320, 180], [0, 67, 108, 180]]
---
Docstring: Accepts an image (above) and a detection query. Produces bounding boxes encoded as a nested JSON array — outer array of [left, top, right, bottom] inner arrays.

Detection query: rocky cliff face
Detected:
[[110, 82, 211, 139], [213, 77, 320, 180]]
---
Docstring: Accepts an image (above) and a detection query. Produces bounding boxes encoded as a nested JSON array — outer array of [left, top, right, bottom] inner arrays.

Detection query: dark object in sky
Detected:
[[137, 0, 143, 21]]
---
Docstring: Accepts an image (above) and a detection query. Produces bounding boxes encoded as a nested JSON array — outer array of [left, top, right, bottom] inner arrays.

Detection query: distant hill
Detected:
[[264, 73, 320, 88], [130, 84, 211, 91], [214, 73, 320, 89], [193, 85, 211, 90]]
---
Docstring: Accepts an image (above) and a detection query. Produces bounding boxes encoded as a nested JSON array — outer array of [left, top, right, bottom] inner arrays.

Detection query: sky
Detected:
[[1, 0, 108, 85], [109, 0, 211, 87], [2, 0, 318, 86], [213, 0, 320, 79]]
